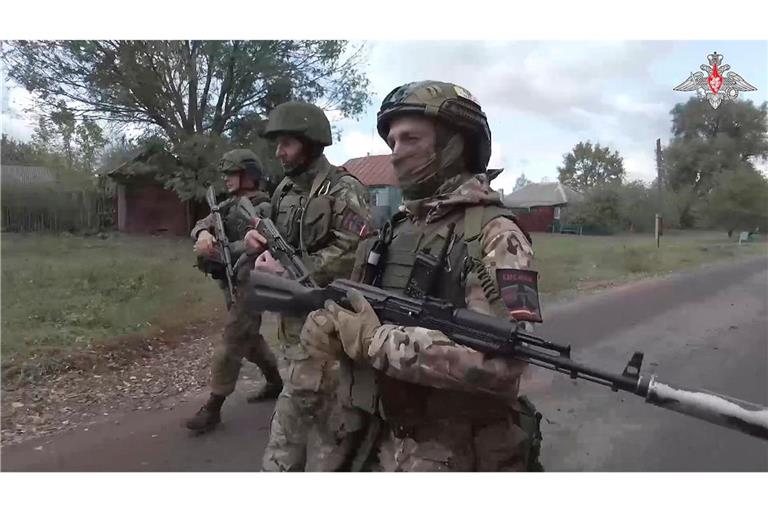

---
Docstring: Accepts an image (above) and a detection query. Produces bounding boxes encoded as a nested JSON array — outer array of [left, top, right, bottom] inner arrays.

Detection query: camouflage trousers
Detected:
[[370, 416, 535, 471], [261, 317, 362, 471], [210, 301, 281, 397]]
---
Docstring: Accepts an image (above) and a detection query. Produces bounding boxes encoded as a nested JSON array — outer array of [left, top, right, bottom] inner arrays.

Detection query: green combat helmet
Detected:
[[376, 81, 492, 171], [219, 149, 264, 179], [262, 101, 333, 147]]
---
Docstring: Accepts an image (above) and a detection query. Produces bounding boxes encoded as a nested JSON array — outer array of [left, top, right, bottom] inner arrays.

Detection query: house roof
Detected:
[[1, 165, 57, 186], [343, 154, 398, 187], [503, 181, 583, 208], [342, 154, 505, 189]]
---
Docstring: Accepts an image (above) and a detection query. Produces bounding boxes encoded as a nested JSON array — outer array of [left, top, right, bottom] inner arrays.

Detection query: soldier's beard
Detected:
[[392, 134, 466, 201], [282, 142, 323, 177]]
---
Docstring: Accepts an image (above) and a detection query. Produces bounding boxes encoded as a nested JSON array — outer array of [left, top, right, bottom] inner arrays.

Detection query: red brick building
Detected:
[[503, 182, 583, 232], [343, 154, 401, 227], [108, 150, 204, 236]]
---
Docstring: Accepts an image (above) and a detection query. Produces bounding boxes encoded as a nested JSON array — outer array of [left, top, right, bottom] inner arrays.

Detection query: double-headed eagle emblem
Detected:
[[674, 52, 757, 109]]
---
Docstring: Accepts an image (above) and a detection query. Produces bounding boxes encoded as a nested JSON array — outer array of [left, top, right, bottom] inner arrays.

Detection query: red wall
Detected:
[[122, 183, 189, 236], [516, 206, 555, 233]]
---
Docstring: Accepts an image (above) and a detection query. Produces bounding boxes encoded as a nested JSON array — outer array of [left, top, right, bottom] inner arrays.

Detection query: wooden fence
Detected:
[[1, 185, 114, 233]]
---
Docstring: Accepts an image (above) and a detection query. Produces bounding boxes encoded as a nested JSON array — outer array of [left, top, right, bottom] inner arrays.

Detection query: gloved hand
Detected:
[[301, 290, 381, 362]]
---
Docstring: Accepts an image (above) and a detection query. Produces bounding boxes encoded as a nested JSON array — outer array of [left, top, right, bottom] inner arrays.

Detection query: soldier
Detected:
[[243, 101, 372, 470], [186, 149, 283, 433], [299, 81, 544, 471]]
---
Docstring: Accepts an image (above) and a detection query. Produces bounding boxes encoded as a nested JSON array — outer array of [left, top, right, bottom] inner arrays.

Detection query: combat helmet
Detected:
[[262, 101, 333, 147], [377, 81, 492, 170], [219, 149, 265, 180]]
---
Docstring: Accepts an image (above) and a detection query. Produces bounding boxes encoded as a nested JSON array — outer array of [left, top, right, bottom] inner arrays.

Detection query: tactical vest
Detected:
[[222, 193, 271, 243], [270, 159, 352, 255], [344, 204, 524, 434]]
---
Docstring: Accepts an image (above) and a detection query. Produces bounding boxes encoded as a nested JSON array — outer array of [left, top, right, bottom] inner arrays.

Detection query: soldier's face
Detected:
[[386, 116, 437, 158], [223, 173, 240, 193], [275, 135, 307, 169]]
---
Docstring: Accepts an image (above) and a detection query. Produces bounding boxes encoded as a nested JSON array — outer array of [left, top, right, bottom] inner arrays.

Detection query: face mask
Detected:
[[391, 149, 441, 200], [392, 133, 467, 201]]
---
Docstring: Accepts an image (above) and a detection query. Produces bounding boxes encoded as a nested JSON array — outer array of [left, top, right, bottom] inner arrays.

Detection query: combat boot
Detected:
[[185, 393, 225, 433]]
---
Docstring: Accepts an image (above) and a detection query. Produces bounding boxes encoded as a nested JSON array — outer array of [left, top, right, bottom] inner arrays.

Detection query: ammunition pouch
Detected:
[[302, 195, 334, 253], [516, 395, 544, 471]]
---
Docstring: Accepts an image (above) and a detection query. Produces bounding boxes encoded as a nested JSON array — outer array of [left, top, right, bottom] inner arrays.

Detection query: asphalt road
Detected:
[[3, 256, 767, 471]]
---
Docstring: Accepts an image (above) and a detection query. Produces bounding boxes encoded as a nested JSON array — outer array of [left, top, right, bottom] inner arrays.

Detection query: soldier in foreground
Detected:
[[243, 101, 372, 470], [186, 150, 283, 433], [299, 81, 545, 470]]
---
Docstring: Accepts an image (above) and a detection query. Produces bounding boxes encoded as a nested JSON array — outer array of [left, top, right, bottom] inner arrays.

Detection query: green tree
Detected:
[[5, 40, 371, 199], [557, 141, 625, 192], [567, 183, 623, 233], [75, 119, 106, 173], [1, 134, 44, 165], [664, 99, 768, 195], [702, 168, 768, 236]]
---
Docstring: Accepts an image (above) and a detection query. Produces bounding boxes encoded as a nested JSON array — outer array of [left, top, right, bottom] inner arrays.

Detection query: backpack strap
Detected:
[[270, 177, 292, 221], [463, 205, 485, 261]]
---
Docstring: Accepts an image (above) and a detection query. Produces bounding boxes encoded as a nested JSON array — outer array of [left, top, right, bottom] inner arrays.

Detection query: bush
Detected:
[[700, 168, 768, 235], [568, 183, 624, 234]]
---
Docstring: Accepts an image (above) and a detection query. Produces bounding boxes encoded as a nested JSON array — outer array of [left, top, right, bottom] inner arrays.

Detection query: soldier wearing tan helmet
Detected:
[[243, 101, 372, 470], [186, 149, 283, 433], [300, 81, 544, 471]]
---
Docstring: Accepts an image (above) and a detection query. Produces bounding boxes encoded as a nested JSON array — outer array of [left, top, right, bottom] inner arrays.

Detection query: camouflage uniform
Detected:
[[190, 191, 282, 397], [301, 81, 544, 471], [260, 102, 372, 471], [186, 150, 282, 433]]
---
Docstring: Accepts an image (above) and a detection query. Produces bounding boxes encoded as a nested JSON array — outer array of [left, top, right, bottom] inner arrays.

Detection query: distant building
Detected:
[[343, 154, 400, 227], [503, 182, 583, 232], [107, 148, 204, 236]]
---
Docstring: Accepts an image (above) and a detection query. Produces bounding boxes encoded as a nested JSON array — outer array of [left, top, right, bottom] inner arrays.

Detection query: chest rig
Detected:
[[270, 163, 345, 255], [343, 205, 519, 435], [222, 194, 270, 242]]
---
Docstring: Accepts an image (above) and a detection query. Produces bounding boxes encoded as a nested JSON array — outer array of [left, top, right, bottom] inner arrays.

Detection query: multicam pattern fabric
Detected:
[[301, 172, 542, 471], [263, 155, 371, 472]]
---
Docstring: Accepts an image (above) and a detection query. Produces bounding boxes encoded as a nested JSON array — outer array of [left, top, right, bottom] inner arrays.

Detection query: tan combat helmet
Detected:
[[376, 80, 492, 171]]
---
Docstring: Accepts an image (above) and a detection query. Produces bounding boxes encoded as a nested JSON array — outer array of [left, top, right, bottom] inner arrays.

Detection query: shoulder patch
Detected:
[[495, 268, 543, 322], [341, 210, 371, 238]]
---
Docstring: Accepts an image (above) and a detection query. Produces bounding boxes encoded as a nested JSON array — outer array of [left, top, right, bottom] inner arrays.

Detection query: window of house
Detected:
[[554, 206, 561, 220]]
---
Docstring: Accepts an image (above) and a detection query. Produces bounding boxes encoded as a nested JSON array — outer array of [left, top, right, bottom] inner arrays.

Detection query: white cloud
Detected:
[[2, 82, 38, 140], [488, 141, 505, 169], [334, 129, 391, 162], [623, 151, 659, 184], [324, 108, 347, 124]]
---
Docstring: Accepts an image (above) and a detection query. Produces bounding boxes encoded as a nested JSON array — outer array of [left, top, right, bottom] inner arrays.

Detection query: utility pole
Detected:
[[655, 138, 664, 248]]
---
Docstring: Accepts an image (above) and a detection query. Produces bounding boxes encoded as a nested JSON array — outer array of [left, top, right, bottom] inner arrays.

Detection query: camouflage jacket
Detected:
[[191, 190, 271, 267], [272, 155, 371, 287], [353, 172, 535, 404]]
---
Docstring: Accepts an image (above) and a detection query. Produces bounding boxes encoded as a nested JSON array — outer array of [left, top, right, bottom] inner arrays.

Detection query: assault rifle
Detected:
[[254, 218, 316, 287], [205, 186, 236, 305], [244, 271, 768, 441]]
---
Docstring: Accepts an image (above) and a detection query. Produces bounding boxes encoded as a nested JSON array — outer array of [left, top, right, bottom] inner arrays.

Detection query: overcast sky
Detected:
[[3, 40, 766, 193]]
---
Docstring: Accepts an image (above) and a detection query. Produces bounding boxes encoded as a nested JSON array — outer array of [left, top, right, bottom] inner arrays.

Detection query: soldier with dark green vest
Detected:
[[299, 81, 545, 471], [243, 101, 372, 470], [186, 149, 283, 433]]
